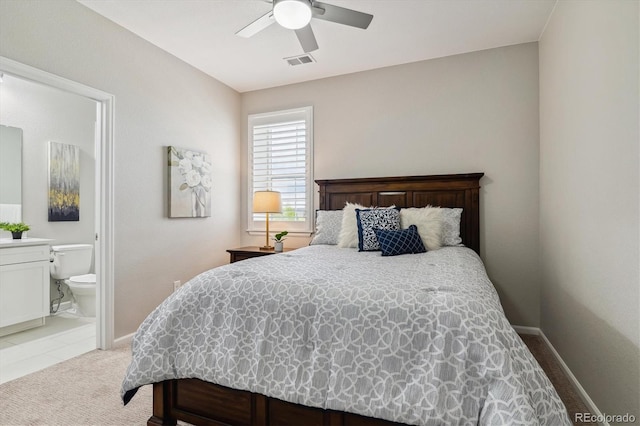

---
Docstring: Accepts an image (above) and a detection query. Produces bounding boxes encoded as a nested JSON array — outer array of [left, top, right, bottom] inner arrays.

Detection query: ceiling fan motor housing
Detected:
[[273, 0, 312, 30]]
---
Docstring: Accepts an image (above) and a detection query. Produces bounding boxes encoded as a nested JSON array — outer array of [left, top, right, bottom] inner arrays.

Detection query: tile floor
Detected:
[[0, 312, 96, 384]]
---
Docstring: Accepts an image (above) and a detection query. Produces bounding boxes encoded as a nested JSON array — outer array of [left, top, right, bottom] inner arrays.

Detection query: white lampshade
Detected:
[[273, 0, 312, 30], [253, 190, 282, 213]]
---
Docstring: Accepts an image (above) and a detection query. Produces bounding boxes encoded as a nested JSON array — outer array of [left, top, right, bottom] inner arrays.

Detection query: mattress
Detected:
[[121, 245, 570, 425]]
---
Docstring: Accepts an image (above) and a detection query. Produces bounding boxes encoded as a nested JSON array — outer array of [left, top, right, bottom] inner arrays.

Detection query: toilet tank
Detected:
[[50, 244, 93, 280]]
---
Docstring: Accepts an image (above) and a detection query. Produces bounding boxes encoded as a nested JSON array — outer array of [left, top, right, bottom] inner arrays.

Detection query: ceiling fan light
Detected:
[[273, 0, 312, 30]]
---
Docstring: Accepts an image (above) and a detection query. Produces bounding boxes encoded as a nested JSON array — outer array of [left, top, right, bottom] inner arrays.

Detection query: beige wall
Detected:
[[539, 0, 640, 420], [241, 43, 542, 326], [0, 0, 242, 338]]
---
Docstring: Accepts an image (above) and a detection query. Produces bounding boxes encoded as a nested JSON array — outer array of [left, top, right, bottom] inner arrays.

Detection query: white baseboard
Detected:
[[538, 331, 608, 426], [512, 325, 540, 335], [512, 325, 607, 426], [112, 332, 135, 348]]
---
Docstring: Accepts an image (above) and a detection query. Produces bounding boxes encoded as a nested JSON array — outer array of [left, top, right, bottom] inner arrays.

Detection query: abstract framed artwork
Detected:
[[48, 141, 80, 222], [168, 146, 212, 218]]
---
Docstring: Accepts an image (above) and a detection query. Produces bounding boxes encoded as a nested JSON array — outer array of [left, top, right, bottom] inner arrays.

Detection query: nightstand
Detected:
[[227, 246, 295, 263]]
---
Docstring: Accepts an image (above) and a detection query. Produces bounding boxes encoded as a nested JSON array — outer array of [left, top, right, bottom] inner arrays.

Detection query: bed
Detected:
[[121, 173, 570, 426]]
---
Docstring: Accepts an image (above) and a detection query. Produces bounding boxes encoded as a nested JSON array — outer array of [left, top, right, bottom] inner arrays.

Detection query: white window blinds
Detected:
[[248, 107, 313, 233]]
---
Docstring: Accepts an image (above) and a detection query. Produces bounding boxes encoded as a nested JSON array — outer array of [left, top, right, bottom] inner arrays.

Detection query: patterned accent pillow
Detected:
[[375, 225, 426, 256], [441, 208, 463, 246], [337, 203, 396, 248], [309, 210, 343, 245], [356, 208, 401, 251]]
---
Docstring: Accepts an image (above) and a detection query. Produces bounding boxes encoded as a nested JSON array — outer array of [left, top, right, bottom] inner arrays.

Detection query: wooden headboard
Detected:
[[315, 173, 484, 254]]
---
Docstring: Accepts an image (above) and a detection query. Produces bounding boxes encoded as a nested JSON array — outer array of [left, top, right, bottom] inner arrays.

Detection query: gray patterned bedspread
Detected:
[[121, 245, 570, 425]]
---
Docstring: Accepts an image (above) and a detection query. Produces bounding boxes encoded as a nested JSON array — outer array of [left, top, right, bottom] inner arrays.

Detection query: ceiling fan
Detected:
[[236, 0, 374, 53]]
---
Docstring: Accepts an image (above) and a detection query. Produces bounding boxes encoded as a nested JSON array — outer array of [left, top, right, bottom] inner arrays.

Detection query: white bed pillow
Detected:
[[309, 210, 343, 245], [400, 207, 443, 251], [441, 208, 463, 246], [337, 202, 365, 248]]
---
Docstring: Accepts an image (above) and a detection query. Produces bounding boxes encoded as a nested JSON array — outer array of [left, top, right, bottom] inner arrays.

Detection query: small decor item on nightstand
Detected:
[[0, 221, 30, 239], [273, 231, 288, 252]]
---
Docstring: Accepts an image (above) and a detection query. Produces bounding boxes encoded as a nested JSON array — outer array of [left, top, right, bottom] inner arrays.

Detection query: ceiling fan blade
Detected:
[[236, 10, 275, 38], [295, 25, 319, 53], [311, 1, 373, 29]]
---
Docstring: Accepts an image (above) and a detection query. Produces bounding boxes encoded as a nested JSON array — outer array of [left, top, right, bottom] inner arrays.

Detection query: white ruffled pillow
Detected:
[[337, 202, 365, 248], [399, 207, 443, 251]]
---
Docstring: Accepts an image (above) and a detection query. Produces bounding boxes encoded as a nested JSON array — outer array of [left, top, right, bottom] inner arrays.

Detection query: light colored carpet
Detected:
[[0, 344, 152, 426]]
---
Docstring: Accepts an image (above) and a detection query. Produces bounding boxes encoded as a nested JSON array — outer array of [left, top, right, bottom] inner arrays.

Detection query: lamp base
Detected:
[[259, 245, 274, 251]]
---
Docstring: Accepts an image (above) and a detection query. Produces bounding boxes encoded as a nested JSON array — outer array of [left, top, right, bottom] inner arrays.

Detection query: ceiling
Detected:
[[78, 0, 556, 93]]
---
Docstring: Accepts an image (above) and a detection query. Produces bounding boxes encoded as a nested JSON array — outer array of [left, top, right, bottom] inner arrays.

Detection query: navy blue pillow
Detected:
[[374, 225, 427, 256]]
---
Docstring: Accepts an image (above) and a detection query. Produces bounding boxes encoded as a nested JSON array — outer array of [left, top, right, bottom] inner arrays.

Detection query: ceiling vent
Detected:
[[284, 54, 315, 66]]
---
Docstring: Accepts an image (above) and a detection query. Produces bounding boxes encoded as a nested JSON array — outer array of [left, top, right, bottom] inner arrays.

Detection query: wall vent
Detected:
[[284, 54, 316, 66]]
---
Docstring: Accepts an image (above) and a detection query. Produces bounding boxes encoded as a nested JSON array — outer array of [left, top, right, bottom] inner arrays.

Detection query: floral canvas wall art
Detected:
[[48, 141, 80, 221], [168, 146, 212, 218]]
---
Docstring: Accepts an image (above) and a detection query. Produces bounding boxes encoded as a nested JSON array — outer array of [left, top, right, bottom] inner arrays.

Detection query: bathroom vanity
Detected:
[[0, 238, 53, 336]]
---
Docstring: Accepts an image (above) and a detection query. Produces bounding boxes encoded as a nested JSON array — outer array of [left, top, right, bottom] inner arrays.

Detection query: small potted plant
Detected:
[[272, 231, 288, 252], [0, 222, 31, 239]]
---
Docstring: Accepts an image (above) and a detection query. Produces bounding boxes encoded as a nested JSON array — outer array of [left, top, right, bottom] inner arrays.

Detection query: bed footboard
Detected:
[[148, 379, 405, 426]]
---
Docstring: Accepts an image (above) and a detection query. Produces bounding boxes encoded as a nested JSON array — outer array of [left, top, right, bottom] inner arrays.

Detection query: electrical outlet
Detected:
[[173, 280, 181, 291]]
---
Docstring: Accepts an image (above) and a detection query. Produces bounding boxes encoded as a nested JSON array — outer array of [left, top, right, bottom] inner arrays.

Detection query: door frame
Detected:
[[0, 55, 115, 349]]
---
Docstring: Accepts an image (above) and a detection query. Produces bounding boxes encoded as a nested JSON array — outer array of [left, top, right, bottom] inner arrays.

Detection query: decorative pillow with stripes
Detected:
[[375, 225, 427, 256]]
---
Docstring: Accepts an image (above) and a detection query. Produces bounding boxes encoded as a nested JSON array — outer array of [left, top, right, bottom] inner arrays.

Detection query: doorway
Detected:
[[0, 56, 114, 362]]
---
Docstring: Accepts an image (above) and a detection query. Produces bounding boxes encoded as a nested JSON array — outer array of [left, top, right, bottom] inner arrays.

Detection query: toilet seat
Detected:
[[65, 273, 96, 317], [68, 273, 96, 288]]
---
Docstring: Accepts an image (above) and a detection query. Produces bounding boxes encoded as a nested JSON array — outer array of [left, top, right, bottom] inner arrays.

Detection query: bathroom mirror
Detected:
[[0, 125, 23, 222]]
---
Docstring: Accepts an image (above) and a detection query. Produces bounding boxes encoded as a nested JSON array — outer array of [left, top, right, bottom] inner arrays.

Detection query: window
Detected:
[[248, 106, 313, 233]]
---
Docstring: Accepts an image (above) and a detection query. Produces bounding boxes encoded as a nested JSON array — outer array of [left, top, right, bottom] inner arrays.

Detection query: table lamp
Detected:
[[252, 190, 282, 250]]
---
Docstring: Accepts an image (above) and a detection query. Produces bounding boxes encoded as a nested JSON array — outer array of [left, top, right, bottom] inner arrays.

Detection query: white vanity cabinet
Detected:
[[0, 238, 53, 335]]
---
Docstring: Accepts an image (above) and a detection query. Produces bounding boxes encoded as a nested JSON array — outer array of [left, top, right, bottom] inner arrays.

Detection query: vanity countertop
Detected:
[[0, 238, 55, 248]]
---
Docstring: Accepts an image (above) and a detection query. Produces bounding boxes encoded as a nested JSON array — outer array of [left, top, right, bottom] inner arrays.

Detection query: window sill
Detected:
[[246, 230, 313, 237]]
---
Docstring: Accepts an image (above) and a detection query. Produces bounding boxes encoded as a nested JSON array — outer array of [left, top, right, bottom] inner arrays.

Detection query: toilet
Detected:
[[50, 244, 96, 317]]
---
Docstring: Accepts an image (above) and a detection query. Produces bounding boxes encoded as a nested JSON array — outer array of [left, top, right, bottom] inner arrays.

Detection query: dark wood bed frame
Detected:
[[148, 173, 484, 426]]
